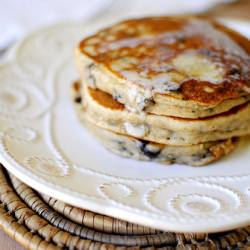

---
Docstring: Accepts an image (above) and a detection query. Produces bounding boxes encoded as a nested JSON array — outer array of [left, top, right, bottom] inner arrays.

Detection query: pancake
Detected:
[[75, 16, 250, 118], [78, 83, 250, 145], [72, 82, 238, 166]]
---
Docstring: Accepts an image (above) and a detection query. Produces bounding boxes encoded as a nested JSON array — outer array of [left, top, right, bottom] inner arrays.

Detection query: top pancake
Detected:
[[78, 16, 250, 107]]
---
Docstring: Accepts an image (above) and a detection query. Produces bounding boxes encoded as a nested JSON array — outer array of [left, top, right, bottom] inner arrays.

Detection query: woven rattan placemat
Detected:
[[0, 165, 249, 250]]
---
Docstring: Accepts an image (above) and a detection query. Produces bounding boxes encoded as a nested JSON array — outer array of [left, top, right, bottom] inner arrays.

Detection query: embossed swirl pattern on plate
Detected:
[[0, 85, 28, 112], [144, 181, 245, 219], [23, 156, 69, 177], [3, 127, 38, 143]]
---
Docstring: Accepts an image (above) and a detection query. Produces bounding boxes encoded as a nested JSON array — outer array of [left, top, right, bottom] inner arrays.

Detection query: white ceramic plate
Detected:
[[0, 18, 250, 233]]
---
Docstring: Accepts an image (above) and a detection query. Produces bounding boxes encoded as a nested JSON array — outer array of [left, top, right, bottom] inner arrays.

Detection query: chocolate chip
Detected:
[[176, 34, 186, 43], [144, 98, 154, 105], [229, 67, 241, 75], [163, 82, 180, 92], [139, 140, 161, 159], [113, 94, 122, 102], [169, 87, 181, 93], [87, 63, 95, 70], [208, 108, 214, 113], [121, 146, 127, 152], [169, 157, 176, 162], [74, 96, 82, 103], [192, 152, 211, 162]]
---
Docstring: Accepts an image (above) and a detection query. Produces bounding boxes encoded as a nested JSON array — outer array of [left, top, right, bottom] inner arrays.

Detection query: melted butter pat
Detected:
[[172, 52, 225, 84], [122, 71, 182, 91]]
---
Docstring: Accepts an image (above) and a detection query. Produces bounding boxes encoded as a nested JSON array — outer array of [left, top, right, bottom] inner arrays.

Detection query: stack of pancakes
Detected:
[[73, 16, 250, 166]]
